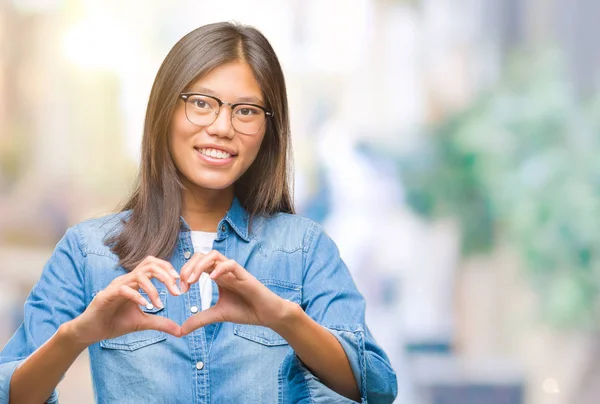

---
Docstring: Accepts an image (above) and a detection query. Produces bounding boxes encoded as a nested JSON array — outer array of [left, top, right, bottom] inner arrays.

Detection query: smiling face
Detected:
[[168, 60, 267, 198]]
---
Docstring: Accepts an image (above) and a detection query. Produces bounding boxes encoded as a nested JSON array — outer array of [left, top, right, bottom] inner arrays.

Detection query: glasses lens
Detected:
[[232, 105, 266, 134], [184, 95, 219, 126]]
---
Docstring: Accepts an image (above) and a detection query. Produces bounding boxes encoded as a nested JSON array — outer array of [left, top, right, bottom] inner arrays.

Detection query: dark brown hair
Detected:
[[106, 22, 294, 271]]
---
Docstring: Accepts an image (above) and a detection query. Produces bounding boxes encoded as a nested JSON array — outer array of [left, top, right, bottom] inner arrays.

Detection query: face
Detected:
[[168, 61, 267, 196]]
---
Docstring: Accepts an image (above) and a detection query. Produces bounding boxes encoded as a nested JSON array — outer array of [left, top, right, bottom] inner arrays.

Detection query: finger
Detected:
[[211, 261, 261, 301], [110, 257, 155, 288], [209, 260, 236, 281], [213, 272, 238, 289], [181, 307, 225, 336], [187, 251, 224, 284], [180, 252, 205, 285], [129, 261, 181, 298], [115, 285, 150, 307], [139, 315, 182, 338], [131, 256, 180, 287], [144, 263, 181, 297], [180, 280, 189, 295], [135, 275, 163, 308], [146, 256, 180, 280], [180, 253, 205, 293]]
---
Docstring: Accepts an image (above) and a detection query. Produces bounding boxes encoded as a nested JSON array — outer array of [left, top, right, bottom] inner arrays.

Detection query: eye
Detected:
[[186, 95, 214, 112], [235, 106, 261, 116], [193, 99, 209, 109]]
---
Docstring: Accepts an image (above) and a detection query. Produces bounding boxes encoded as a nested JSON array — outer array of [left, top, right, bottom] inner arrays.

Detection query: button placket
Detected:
[[182, 234, 202, 325]]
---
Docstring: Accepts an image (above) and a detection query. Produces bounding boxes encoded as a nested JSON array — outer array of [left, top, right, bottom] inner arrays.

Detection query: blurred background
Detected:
[[1, 0, 599, 403]]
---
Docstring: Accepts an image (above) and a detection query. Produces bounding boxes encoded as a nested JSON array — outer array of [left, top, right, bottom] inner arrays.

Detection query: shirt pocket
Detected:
[[233, 280, 302, 347], [98, 291, 168, 351]]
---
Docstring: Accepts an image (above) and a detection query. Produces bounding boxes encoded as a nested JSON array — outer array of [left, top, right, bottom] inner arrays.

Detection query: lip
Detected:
[[194, 147, 236, 167], [194, 144, 238, 156]]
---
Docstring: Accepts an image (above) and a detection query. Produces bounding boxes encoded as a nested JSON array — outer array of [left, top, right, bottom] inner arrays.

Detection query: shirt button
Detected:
[[183, 251, 192, 259], [221, 224, 226, 232], [196, 361, 204, 370], [190, 306, 199, 314], [145, 303, 154, 310]]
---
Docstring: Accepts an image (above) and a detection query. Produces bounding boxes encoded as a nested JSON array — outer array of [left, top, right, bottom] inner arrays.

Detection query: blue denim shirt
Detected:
[[0, 198, 397, 403]]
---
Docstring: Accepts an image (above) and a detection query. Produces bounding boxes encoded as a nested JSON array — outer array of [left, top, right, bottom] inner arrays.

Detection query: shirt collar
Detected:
[[179, 196, 250, 242]]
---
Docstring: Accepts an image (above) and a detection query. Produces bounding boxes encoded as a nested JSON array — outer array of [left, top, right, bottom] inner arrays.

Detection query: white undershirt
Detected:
[[189, 231, 217, 311]]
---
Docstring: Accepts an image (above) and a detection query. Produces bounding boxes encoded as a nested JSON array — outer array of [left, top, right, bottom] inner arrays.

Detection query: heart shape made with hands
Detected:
[[139, 250, 294, 337]]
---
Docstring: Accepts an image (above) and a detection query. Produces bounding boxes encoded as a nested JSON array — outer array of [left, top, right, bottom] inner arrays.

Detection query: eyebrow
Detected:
[[191, 86, 264, 105]]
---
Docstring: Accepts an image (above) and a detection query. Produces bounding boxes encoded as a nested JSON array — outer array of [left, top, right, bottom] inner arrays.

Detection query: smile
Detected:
[[197, 148, 232, 159]]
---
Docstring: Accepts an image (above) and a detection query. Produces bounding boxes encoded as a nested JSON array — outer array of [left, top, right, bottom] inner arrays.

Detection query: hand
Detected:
[[179, 251, 298, 336], [67, 256, 183, 346]]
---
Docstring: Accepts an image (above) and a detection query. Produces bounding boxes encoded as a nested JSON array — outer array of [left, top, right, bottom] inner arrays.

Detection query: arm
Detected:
[[292, 222, 398, 403], [270, 303, 360, 401], [0, 227, 86, 404], [8, 324, 87, 404], [0, 227, 182, 404]]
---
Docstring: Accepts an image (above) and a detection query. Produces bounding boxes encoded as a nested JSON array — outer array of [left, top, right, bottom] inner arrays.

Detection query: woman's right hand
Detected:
[[65, 256, 183, 346]]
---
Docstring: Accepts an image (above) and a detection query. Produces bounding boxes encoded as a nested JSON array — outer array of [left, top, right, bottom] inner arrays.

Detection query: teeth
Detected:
[[198, 148, 231, 159]]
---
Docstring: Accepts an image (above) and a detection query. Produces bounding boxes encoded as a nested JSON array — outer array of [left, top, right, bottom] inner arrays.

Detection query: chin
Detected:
[[190, 176, 236, 191]]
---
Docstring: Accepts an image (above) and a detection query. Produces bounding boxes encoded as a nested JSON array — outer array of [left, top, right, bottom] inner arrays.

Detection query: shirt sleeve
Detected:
[[0, 226, 87, 404], [280, 221, 398, 403]]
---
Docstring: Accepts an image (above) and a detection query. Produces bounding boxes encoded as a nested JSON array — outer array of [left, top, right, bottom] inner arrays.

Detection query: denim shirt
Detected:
[[0, 198, 398, 403]]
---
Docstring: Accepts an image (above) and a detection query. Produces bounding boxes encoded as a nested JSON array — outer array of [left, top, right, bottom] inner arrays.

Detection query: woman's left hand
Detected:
[[178, 251, 297, 336]]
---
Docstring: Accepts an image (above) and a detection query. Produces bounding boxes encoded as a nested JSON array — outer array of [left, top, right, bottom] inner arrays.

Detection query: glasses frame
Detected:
[[179, 92, 274, 135]]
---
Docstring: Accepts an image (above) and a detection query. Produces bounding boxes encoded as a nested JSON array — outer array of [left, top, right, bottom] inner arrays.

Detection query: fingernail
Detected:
[[140, 297, 150, 306], [171, 269, 180, 279], [157, 297, 164, 308], [173, 285, 182, 295]]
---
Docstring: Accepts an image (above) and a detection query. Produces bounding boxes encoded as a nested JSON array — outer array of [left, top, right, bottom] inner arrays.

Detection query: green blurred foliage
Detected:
[[400, 51, 600, 329]]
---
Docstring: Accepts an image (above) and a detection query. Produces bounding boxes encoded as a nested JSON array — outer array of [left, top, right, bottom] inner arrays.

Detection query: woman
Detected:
[[0, 22, 397, 403]]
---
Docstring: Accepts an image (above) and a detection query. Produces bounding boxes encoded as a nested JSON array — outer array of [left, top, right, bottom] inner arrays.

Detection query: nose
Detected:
[[205, 106, 235, 139]]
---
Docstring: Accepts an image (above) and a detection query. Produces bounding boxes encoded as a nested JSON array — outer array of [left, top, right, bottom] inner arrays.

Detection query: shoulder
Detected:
[[250, 212, 326, 253], [68, 210, 131, 258]]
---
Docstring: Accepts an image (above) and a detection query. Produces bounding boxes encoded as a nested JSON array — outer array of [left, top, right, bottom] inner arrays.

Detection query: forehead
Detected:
[[188, 61, 263, 102]]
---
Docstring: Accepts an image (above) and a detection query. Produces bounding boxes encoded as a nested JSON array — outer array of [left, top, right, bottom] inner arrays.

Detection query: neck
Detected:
[[181, 184, 234, 232]]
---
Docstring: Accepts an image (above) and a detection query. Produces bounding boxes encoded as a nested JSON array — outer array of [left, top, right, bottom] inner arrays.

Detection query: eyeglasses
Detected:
[[179, 93, 274, 135]]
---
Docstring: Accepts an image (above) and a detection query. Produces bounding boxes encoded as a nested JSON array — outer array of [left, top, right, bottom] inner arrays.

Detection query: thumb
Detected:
[[139, 315, 182, 338], [181, 307, 225, 336]]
